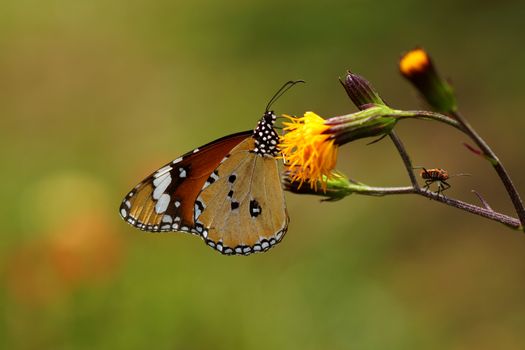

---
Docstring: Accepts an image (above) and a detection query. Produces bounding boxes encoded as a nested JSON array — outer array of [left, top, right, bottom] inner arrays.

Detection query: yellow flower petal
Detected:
[[279, 112, 338, 191]]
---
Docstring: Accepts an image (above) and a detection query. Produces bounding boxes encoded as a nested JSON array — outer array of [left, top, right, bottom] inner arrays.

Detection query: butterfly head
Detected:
[[253, 111, 279, 157], [253, 80, 304, 157], [263, 110, 276, 124]]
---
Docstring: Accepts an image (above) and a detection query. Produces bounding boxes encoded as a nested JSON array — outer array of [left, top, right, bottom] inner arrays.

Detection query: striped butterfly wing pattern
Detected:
[[119, 131, 251, 233], [119, 112, 289, 255]]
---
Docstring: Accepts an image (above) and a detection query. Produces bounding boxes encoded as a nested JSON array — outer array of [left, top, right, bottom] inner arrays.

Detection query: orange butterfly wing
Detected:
[[119, 131, 252, 233]]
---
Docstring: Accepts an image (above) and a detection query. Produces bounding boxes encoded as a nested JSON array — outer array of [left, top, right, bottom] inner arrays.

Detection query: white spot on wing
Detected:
[[120, 208, 127, 218], [194, 203, 202, 218], [154, 165, 172, 178], [153, 172, 169, 186], [153, 173, 171, 200], [179, 167, 187, 178], [162, 215, 173, 223], [172, 157, 183, 164], [155, 194, 170, 214]]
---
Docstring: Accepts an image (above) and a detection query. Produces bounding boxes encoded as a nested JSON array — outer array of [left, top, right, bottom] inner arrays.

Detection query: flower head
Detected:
[[279, 112, 338, 191], [279, 107, 398, 191]]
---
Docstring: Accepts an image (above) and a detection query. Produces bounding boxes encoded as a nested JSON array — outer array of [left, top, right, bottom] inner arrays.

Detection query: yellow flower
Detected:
[[279, 112, 338, 191]]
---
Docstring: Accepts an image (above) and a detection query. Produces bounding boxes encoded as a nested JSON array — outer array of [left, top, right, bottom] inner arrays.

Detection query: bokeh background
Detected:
[[2, 1, 525, 349]]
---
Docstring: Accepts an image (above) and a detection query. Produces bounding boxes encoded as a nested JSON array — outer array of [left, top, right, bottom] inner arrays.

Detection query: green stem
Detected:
[[390, 109, 464, 131]]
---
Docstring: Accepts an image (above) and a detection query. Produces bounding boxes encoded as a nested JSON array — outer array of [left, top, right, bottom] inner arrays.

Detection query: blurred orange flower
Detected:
[[6, 172, 125, 306], [5, 213, 123, 306]]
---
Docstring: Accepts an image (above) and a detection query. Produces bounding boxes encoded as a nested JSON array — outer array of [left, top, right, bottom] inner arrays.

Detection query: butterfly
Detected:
[[119, 81, 303, 255]]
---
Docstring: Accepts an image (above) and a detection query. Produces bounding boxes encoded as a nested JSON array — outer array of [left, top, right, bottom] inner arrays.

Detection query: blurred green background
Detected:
[[2, 0, 525, 349]]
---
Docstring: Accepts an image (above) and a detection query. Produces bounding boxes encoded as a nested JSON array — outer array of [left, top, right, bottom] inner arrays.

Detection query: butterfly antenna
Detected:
[[266, 80, 305, 112]]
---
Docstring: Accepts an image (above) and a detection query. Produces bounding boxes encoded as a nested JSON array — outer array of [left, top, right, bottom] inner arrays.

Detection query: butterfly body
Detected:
[[119, 111, 288, 255]]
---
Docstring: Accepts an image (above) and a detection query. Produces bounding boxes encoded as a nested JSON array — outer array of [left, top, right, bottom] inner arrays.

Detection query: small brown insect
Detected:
[[420, 168, 451, 195], [416, 167, 471, 196]]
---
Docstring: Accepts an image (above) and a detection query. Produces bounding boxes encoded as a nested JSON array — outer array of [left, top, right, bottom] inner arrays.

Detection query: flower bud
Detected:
[[399, 48, 457, 113], [341, 71, 386, 110]]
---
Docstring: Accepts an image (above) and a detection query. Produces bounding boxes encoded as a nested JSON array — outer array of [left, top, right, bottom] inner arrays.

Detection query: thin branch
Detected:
[[359, 129, 519, 229], [472, 190, 493, 211], [285, 178, 522, 230], [413, 188, 519, 229], [389, 108, 525, 228], [389, 131, 419, 189], [451, 110, 525, 227], [346, 184, 521, 229]]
